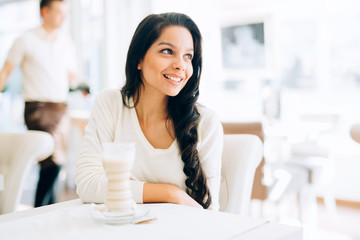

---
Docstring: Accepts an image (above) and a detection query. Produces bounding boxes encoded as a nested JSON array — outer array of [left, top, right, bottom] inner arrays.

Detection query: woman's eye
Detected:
[[185, 54, 193, 60], [161, 49, 172, 54]]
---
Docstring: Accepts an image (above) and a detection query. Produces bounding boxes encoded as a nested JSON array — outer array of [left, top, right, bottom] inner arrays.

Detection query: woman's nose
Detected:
[[172, 57, 185, 71]]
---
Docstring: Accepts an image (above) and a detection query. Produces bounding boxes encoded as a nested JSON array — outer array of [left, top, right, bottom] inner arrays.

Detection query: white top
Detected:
[[6, 27, 77, 102], [75, 89, 223, 210]]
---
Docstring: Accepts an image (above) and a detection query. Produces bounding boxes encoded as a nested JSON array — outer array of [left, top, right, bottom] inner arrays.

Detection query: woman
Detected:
[[75, 12, 223, 210]]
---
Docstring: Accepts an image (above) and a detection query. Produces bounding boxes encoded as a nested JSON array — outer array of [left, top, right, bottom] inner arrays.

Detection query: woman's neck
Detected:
[[135, 88, 168, 125]]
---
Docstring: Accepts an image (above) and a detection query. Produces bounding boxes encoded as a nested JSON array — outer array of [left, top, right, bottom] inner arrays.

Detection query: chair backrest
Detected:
[[222, 122, 267, 201], [0, 130, 54, 214], [219, 134, 263, 216]]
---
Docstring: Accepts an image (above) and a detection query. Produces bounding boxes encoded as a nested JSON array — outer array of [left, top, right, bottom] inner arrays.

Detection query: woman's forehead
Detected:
[[153, 26, 194, 50]]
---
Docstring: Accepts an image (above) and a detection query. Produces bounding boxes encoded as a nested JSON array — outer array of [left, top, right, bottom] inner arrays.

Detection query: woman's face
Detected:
[[138, 26, 194, 97]]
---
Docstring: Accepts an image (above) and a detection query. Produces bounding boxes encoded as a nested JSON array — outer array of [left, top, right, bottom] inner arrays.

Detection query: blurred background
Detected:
[[1, 0, 360, 239]]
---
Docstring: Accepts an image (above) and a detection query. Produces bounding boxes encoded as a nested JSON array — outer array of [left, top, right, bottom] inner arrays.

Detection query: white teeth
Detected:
[[164, 74, 182, 82]]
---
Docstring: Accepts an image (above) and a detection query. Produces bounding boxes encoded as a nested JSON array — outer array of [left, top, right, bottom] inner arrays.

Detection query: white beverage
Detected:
[[102, 143, 135, 212]]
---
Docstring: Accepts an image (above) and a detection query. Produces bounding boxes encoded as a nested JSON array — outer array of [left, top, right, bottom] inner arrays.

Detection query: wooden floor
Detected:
[[250, 198, 360, 240]]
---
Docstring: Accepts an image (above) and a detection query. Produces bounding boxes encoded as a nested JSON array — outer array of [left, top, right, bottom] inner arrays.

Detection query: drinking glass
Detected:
[[101, 142, 136, 213]]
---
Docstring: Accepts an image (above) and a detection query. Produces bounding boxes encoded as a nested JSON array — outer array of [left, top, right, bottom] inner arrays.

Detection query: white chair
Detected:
[[219, 134, 263, 216], [0, 130, 54, 214]]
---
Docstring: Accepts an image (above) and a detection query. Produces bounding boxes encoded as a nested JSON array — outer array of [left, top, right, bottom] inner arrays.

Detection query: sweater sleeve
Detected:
[[198, 107, 224, 211], [75, 89, 144, 204], [75, 89, 117, 203]]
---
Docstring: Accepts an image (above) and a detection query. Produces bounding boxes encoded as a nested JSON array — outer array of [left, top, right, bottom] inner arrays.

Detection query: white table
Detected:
[[0, 199, 302, 240]]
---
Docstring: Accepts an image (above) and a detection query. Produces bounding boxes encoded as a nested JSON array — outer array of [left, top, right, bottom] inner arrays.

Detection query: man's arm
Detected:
[[0, 61, 15, 92], [68, 70, 80, 88], [68, 71, 90, 96]]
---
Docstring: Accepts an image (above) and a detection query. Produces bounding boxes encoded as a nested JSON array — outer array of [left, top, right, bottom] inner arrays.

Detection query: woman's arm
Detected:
[[75, 90, 120, 203], [143, 183, 202, 208]]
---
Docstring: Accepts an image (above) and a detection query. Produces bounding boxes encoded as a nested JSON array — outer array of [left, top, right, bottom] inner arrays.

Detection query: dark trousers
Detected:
[[24, 101, 67, 207], [35, 160, 61, 207]]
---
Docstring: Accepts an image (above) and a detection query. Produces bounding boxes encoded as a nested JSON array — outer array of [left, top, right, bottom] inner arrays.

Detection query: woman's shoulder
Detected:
[[91, 89, 126, 116], [91, 89, 128, 122], [96, 88, 122, 97], [95, 88, 123, 104], [197, 104, 222, 131]]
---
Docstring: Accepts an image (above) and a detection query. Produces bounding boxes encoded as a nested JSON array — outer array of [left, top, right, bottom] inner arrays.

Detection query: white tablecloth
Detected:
[[0, 199, 302, 240]]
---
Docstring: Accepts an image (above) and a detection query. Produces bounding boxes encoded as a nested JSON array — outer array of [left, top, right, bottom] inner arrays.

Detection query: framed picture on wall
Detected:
[[221, 22, 265, 69], [219, 13, 273, 81]]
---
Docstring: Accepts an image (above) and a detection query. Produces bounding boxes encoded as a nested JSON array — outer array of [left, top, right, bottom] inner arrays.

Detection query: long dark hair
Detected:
[[121, 12, 211, 208]]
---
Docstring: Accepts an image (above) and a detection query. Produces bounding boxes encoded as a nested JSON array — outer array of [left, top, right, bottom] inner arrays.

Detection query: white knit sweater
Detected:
[[75, 89, 223, 210]]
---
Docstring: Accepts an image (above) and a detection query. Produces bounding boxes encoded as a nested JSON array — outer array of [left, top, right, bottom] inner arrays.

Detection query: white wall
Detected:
[[102, 0, 152, 89], [144, 0, 360, 201]]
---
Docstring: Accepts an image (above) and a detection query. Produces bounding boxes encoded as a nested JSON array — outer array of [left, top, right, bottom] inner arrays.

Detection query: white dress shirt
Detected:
[[6, 27, 77, 102]]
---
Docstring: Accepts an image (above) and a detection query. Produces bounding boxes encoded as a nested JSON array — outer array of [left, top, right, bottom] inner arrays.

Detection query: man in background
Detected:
[[0, 0, 82, 207]]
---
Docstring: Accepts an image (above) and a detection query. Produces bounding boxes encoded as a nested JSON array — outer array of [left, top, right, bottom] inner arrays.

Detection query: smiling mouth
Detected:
[[164, 74, 182, 82]]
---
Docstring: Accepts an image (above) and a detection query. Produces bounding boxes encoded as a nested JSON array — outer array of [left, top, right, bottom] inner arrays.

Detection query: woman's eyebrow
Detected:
[[158, 42, 194, 52]]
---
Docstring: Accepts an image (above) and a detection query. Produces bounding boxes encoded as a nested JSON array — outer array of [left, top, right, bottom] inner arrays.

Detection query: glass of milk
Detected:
[[101, 142, 136, 214]]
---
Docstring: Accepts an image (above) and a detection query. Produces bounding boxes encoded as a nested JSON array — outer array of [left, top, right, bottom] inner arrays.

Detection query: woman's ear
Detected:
[[137, 62, 142, 70]]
